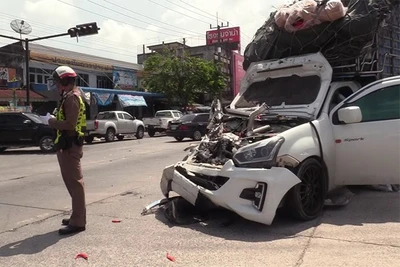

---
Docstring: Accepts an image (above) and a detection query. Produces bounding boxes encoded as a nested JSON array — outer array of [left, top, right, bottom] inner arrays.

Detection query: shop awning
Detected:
[[79, 87, 164, 98], [0, 89, 47, 102], [118, 95, 147, 107]]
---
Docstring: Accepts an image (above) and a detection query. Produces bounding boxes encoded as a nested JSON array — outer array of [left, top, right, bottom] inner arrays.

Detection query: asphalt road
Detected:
[[0, 135, 399, 267]]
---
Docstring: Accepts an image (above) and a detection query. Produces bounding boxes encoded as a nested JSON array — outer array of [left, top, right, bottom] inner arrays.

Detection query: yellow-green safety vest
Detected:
[[54, 93, 87, 144]]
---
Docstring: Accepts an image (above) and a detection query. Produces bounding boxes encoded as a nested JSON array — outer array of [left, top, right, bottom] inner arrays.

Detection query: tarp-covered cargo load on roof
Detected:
[[243, 0, 399, 71]]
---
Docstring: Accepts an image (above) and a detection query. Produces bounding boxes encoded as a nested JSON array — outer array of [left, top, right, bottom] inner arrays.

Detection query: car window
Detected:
[[123, 113, 133, 120], [193, 114, 209, 122], [117, 113, 124, 119], [179, 114, 196, 122], [97, 112, 116, 120], [173, 112, 181, 117], [155, 111, 172, 118], [348, 85, 400, 122]]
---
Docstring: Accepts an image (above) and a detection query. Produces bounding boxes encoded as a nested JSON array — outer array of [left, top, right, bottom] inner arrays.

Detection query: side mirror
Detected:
[[338, 106, 362, 124], [23, 119, 32, 124]]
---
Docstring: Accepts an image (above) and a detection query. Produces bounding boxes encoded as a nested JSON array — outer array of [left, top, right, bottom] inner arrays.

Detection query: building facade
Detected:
[[0, 41, 164, 118]]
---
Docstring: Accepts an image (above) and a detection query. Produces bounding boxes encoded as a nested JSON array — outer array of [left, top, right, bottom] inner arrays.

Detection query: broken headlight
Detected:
[[233, 136, 285, 168]]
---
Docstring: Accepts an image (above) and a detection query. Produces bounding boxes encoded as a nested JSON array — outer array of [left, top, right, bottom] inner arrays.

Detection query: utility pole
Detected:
[[210, 13, 229, 101]]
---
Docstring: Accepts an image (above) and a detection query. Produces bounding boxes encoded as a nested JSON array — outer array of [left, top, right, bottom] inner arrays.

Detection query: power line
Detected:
[[178, 0, 229, 22], [100, 0, 201, 36], [0, 12, 141, 51], [164, 0, 218, 21], [85, 0, 200, 36], [0, 17, 139, 55], [147, 0, 211, 25], [56, 0, 187, 38]]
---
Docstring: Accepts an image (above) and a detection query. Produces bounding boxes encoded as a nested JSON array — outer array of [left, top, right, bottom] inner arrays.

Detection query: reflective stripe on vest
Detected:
[[54, 94, 86, 144]]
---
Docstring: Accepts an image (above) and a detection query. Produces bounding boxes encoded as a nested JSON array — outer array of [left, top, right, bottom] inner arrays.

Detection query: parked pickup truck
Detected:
[[85, 111, 145, 143], [143, 110, 183, 137], [0, 112, 55, 153], [155, 52, 400, 227]]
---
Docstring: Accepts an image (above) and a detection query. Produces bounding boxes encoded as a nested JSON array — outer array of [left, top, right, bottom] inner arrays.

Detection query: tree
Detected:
[[142, 50, 226, 106]]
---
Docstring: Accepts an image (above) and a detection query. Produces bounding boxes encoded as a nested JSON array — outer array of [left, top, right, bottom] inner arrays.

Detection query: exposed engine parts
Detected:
[[188, 99, 307, 166]]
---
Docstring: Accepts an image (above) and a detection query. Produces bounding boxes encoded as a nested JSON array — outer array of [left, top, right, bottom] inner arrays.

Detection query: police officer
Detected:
[[47, 66, 87, 235]]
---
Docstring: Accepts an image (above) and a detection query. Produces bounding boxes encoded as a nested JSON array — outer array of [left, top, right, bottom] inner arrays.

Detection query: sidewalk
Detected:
[[0, 187, 399, 267]]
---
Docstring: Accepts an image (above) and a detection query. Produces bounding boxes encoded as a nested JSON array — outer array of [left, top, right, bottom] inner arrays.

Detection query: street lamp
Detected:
[[0, 22, 100, 105]]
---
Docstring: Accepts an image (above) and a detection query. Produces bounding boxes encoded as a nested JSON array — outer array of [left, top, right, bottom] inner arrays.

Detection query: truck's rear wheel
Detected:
[[85, 136, 94, 144], [105, 128, 115, 142], [148, 128, 155, 137], [285, 158, 327, 221]]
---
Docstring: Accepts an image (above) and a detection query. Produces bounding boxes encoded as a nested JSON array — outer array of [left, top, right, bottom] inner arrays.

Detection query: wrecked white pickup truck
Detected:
[[146, 52, 400, 225]]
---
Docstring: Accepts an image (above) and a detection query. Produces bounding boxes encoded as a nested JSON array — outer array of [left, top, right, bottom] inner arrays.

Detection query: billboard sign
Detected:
[[206, 26, 240, 46], [231, 52, 246, 97], [113, 68, 137, 90]]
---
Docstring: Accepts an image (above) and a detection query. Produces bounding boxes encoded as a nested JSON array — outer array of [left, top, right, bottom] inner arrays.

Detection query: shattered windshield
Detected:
[[235, 75, 321, 108]]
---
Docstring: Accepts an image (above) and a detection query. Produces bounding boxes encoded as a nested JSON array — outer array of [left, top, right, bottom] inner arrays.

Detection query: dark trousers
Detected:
[[57, 143, 86, 227]]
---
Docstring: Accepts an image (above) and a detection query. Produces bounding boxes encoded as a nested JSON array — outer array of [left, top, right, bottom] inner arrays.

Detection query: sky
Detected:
[[0, 0, 289, 64]]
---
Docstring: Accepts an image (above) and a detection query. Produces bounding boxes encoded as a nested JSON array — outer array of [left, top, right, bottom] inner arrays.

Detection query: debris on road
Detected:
[[75, 253, 88, 260], [166, 252, 176, 262], [112, 219, 122, 223]]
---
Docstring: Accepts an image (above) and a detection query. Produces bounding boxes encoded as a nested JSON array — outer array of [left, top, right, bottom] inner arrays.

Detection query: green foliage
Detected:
[[142, 50, 226, 106]]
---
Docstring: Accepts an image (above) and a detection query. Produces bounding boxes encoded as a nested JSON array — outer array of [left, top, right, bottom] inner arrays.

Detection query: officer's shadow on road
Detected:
[[154, 187, 400, 243], [0, 230, 73, 257]]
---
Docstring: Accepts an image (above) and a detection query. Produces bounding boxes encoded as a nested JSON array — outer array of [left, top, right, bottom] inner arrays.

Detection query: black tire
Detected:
[[175, 137, 184, 142], [192, 130, 202, 141], [85, 136, 94, 144], [136, 126, 144, 139], [285, 158, 327, 221], [148, 128, 156, 137], [117, 135, 124, 141], [0, 147, 7, 153], [39, 136, 55, 153], [105, 128, 115, 142]]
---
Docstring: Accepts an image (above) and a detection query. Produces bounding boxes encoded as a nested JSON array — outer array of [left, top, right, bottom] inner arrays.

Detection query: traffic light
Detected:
[[68, 22, 99, 38]]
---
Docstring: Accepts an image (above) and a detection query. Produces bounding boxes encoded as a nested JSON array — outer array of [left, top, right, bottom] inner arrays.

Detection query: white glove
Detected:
[[40, 112, 55, 125]]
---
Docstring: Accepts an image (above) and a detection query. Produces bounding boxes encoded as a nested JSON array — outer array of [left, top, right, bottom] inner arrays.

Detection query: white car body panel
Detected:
[[156, 51, 400, 226], [161, 161, 301, 225], [330, 78, 400, 185]]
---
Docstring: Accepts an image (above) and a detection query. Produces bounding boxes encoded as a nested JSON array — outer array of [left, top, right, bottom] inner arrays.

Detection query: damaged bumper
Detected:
[[160, 160, 301, 225]]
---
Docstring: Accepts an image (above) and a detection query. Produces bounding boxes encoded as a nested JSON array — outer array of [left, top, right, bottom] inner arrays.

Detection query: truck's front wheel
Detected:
[[85, 136, 94, 144], [285, 158, 327, 221], [148, 128, 156, 137]]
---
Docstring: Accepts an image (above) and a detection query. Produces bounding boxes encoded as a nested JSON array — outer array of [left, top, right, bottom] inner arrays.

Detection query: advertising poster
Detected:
[[231, 52, 246, 97], [113, 68, 137, 90]]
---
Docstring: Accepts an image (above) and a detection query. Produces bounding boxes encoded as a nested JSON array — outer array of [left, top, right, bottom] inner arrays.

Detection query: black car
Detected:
[[166, 113, 209, 141], [0, 112, 55, 153]]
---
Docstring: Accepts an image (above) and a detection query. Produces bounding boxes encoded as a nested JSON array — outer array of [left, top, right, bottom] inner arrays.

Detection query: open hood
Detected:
[[229, 52, 333, 119]]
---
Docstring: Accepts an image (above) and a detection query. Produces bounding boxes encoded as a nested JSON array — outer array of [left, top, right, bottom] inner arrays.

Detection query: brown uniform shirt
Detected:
[[48, 89, 81, 136]]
